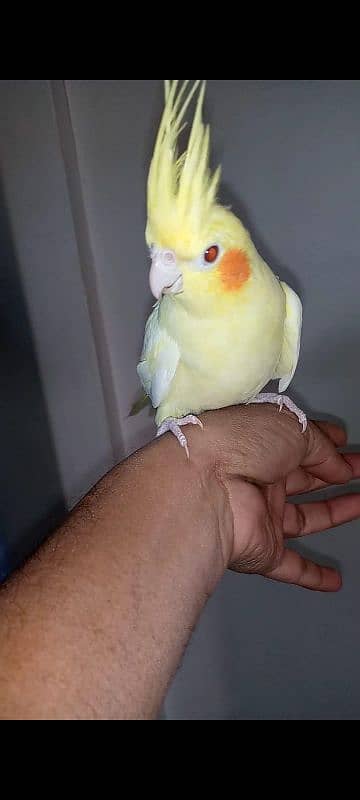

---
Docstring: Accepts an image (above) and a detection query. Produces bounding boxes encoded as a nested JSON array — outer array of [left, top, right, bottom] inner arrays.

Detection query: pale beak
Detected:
[[150, 249, 183, 301]]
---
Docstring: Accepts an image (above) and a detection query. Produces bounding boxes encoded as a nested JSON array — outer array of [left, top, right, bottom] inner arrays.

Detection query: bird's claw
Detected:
[[251, 393, 308, 433], [156, 416, 204, 458]]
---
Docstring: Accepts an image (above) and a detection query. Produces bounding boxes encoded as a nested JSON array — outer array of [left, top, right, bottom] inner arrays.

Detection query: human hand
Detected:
[[189, 405, 360, 592]]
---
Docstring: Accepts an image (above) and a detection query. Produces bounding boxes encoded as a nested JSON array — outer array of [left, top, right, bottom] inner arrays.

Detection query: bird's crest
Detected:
[[147, 80, 221, 257]]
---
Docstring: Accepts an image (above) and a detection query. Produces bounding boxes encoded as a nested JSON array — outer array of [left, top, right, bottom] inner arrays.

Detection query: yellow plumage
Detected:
[[147, 80, 221, 258], [138, 80, 303, 433]]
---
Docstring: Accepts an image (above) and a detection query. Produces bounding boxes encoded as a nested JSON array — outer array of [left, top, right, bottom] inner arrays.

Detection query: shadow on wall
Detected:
[[0, 177, 67, 580]]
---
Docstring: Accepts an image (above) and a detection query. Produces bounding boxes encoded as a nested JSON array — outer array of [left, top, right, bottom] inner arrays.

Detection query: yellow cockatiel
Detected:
[[137, 80, 306, 456]]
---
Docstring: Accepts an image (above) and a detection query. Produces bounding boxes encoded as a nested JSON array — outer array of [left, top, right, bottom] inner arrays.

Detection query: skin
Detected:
[[0, 405, 359, 720]]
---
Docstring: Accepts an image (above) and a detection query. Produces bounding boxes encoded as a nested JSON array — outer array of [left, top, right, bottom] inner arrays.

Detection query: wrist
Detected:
[[140, 429, 234, 586]]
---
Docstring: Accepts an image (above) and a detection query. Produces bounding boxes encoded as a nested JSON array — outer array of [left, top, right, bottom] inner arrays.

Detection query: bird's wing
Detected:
[[274, 282, 303, 393], [137, 304, 180, 409]]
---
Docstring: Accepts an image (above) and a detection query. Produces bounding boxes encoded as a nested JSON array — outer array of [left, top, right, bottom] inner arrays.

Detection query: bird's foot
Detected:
[[156, 416, 204, 459], [250, 393, 308, 433]]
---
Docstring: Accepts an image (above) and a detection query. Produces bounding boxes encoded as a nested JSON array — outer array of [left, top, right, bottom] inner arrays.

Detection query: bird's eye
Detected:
[[204, 245, 219, 265]]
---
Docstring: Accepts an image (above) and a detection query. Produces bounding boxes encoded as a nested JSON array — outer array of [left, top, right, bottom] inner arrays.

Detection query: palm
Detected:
[[227, 476, 287, 576]]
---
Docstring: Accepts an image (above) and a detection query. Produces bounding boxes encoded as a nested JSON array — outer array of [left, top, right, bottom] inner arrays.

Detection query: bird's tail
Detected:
[[129, 392, 151, 418]]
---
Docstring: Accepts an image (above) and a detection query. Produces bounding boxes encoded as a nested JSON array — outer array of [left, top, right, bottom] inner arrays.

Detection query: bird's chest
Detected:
[[171, 296, 283, 373], [160, 283, 285, 410]]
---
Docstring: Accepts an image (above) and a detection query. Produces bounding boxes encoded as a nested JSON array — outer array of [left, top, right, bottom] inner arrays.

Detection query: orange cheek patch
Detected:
[[219, 249, 251, 292]]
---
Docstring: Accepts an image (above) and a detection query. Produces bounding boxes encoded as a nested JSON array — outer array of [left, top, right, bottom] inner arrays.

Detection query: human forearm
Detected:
[[0, 437, 227, 720], [1, 405, 359, 721]]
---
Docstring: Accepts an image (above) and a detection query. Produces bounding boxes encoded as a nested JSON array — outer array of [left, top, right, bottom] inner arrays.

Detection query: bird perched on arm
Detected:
[[136, 80, 306, 458]]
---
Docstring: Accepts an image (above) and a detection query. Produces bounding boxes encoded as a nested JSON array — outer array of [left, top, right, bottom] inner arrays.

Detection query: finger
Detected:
[[284, 493, 360, 538], [286, 454, 360, 496], [286, 468, 330, 497], [303, 424, 353, 486], [343, 453, 360, 475], [313, 421, 348, 448], [266, 549, 342, 592]]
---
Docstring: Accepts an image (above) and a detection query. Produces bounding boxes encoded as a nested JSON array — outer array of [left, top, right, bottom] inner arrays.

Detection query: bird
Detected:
[[136, 80, 306, 458]]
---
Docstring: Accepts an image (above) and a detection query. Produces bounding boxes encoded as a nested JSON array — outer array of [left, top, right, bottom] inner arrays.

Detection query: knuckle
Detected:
[[295, 505, 307, 535]]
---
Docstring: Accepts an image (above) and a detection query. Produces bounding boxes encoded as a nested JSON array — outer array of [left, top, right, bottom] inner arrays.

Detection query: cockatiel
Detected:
[[137, 80, 306, 457]]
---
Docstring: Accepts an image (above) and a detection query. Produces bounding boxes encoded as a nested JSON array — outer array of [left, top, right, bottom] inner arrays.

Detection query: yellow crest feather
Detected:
[[147, 80, 222, 257]]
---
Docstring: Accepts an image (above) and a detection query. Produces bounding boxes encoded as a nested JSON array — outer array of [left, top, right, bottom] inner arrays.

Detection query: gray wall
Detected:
[[1, 80, 360, 719]]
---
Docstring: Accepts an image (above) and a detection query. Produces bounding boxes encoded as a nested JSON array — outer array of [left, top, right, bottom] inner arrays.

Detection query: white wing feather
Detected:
[[137, 304, 180, 409], [275, 283, 303, 393]]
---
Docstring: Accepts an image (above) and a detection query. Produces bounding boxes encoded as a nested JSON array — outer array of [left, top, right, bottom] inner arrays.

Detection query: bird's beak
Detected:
[[150, 249, 183, 301]]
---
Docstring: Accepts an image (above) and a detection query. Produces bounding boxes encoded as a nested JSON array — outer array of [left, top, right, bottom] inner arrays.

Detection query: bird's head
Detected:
[[146, 80, 253, 310]]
